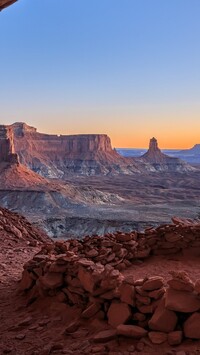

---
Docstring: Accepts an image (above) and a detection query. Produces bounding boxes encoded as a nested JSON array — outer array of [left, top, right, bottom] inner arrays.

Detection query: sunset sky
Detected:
[[1, 0, 200, 148]]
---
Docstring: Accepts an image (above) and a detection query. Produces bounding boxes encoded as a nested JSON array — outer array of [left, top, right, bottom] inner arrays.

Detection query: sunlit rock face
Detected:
[[11, 122, 141, 177], [0, 123, 196, 177], [139, 137, 196, 172], [0, 0, 17, 11], [0, 125, 19, 164]]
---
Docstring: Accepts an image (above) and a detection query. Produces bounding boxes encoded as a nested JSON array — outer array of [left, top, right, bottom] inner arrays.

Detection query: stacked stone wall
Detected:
[[20, 218, 200, 346]]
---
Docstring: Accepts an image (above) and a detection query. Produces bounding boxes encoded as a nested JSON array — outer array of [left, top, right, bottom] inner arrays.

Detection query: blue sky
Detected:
[[0, 0, 200, 147]]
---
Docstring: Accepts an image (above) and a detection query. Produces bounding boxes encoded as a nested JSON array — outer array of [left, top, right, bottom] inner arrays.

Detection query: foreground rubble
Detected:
[[18, 216, 200, 353], [1, 207, 200, 354]]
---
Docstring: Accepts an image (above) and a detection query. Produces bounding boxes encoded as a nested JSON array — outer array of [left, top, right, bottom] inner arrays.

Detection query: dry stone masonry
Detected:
[[20, 217, 200, 348]]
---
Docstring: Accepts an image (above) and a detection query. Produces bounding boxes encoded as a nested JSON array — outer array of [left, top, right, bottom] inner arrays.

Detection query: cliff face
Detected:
[[0, 125, 19, 164], [0, 123, 196, 177], [138, 137, 196, 172], [11, 122, 140, 177]]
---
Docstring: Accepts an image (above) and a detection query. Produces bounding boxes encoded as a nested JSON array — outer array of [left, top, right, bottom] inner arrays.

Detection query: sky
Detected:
[[0, 0, 200, 148]]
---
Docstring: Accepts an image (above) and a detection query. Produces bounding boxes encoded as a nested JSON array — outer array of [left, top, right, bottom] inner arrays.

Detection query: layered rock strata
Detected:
[[1, 122, 193, 177], [11, 122, 140, 177], [139, 137, 195, 172], [0, 125, 19, 164]]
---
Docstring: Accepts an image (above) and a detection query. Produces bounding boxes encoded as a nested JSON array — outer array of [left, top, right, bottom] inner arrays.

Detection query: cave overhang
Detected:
[[0, 0, 17, 11]]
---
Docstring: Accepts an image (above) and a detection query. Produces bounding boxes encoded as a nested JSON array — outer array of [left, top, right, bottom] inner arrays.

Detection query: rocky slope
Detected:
[[137, 137, 196, 172], [0, 125, 125, 234]]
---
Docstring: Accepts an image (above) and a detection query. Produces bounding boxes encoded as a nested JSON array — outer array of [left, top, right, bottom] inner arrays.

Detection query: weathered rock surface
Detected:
[[184, 313, 200, 339], [148, 298, 177, 332], [139, 137, 195, 172], [2, 122, 194, 177], [11, 122, 140, 177], [165, 288, 200, 313], [0, 0, 17, 11], [116, 324, 147, 338]]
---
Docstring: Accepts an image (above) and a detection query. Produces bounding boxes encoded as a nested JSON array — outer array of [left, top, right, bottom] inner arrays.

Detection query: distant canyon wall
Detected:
[[0, 125, 19, 164], [0, 122, 196, 177]]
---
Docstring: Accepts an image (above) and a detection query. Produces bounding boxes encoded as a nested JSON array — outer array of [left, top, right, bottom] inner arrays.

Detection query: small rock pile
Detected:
[[21, 242, 200, 346]]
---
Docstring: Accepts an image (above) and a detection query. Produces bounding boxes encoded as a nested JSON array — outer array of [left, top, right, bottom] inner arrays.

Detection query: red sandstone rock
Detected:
[[194, 279, 200, 294], [136, 294, 151, 305], [81, 302, 101, 318], [116, 233, 133, 242], [164, 233, 182, 242], [167, 278, 194, 292], [19, 269, 34, 291], [64, 320, 80, 333], [148, 331, 167, 344], [119, 283, 135, 306], [184, 312, 200, 339], [93, 329, 117, 343], [148, 298, 177, 332], [91, 345, 106, 353], [168, 331, 183, 345], [135, 286, 149, 296], [39, 272, 63, 289], [167, 271, 194, 292], [132, 313, 146, 322], [107, 302, 132, 327], [78, 267, 97, 293], [142, 276, 164, 291], [165, 288, 200, 313], [148, 287, 165, 299], [116, 324, 147, 338]]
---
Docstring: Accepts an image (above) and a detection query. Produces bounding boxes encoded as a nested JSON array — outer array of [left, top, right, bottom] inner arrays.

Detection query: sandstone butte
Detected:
[[1, 205, 200, 354], [0, 122, 195, 179]]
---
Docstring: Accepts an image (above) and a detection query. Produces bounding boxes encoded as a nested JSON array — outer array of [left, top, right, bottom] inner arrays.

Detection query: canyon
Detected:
[[9, 122, 195, 177], [0, 122, 200, 238]]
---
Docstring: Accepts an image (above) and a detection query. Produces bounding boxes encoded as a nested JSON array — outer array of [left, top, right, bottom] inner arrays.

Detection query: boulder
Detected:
[[165, 288, 200, 313], [19, 270, 34, 291], [39, 272, 63, 289], [117, 324, 147, 338], [120, 283, 135, 306], [142, 277, 164, 291], [107, 302, 131, 327], [82, 302, 101, 319], [148, 331, 167, 344], [167, 279, 194, 292], [93, 329, 117, 343], [78, 267, 97, 293], [148, 298, 177, 332], [184, 313, 200, 339], [168, 331, 183, 345]]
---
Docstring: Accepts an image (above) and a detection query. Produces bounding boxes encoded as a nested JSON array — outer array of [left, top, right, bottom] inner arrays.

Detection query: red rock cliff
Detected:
[[9, 122, 141, 177], [0, 125, 19, 164], [12, 122, 113, 158]]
